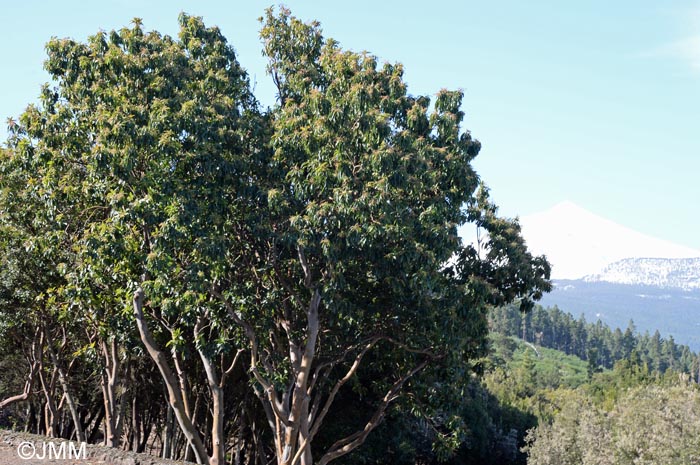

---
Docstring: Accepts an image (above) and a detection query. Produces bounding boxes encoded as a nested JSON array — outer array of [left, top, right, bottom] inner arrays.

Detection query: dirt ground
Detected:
[[0, 439, 105, 465], [1, 430, 196, 465]]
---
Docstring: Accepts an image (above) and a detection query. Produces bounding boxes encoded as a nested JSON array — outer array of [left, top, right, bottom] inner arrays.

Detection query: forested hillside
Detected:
[[540, 280, 700, 351], [490, 304, 700, 377], [452, 312, 700, 464]]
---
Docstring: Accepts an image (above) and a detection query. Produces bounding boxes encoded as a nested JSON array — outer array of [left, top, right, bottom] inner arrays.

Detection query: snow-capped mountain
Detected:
[[584, 257, 700, 290], [462, 201, 700, 349], [518, 201, 700, 280]]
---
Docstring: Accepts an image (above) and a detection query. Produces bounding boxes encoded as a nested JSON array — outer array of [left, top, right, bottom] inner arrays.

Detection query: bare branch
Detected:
[[317, 356, 433, 465], [297, 245, 313, 288], [132, 287, 209, 465], [0, 359, 38, 409], [309, 339, 379, 440], [210, 286, 291, 428], [220, 348, 245, 388]]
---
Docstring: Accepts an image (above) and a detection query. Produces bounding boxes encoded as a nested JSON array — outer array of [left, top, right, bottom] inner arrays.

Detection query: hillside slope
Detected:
[[584, 257, 700, 290]]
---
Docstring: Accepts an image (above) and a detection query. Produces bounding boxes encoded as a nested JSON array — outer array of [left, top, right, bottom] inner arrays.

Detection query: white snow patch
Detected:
[[517, 201, 700, 280]]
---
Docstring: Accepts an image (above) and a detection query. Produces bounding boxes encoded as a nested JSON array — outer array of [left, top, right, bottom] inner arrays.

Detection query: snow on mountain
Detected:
[[584, 257, 700, 290], [518, 201, 700, 280]]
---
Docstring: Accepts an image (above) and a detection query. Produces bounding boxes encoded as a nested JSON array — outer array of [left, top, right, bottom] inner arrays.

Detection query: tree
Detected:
[[622, 320, 636, 358], [0, 136, 91, 442], [586, 348, 600, 380], [2, 8, 550, 465], [204, 8, 550, 465], [525, 384, 700, 465], [649, 330, 664, 373], [523, 390, 613, 465], [3, 14, 263, 464]]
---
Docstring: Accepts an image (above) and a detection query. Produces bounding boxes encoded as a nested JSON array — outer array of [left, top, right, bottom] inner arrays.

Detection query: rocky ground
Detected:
[[1, 430, 196, 465]]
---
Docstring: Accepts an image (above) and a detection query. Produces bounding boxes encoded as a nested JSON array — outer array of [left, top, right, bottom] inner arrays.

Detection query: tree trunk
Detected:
[[162, 404, 174, 459], [38, 361, 59, 437], [88, 406, 106, 444], [138, 412, 153, 453], [195, 319, 228, 465], [133, 287, 210, 465], [0, 358, 37, 409], [100, 337, 122, 447], [43, 326, 85, 442], [130, 395, 141, 451], [100, 364, 117, 444]]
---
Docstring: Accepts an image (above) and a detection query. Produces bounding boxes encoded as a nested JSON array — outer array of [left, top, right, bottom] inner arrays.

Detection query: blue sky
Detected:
[[2, 1, 699, 249]]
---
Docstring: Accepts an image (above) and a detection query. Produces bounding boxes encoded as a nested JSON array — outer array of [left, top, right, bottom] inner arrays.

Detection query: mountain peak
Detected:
[[519, 202, 700, 280], [549, 200, 586, 211], [536, 201, 607, 221]]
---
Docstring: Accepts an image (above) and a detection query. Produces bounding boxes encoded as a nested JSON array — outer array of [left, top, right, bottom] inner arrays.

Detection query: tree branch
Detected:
[[309, 339, 378, 440], [210, 286, 291, 428], [318, 356, 433, 465], [132, 287, 210, 465], [297, 245, 313, 289]]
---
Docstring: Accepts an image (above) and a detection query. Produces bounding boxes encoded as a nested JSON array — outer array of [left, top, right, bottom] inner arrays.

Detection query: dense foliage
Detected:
[[0, 8, 551, 465], [525, 378, 700, 465]]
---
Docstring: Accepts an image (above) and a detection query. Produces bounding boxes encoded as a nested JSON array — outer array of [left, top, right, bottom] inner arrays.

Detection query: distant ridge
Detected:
[[540, 279, 700, 350], [584, 257, 700, 290], [519, 201, 700, 279]]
